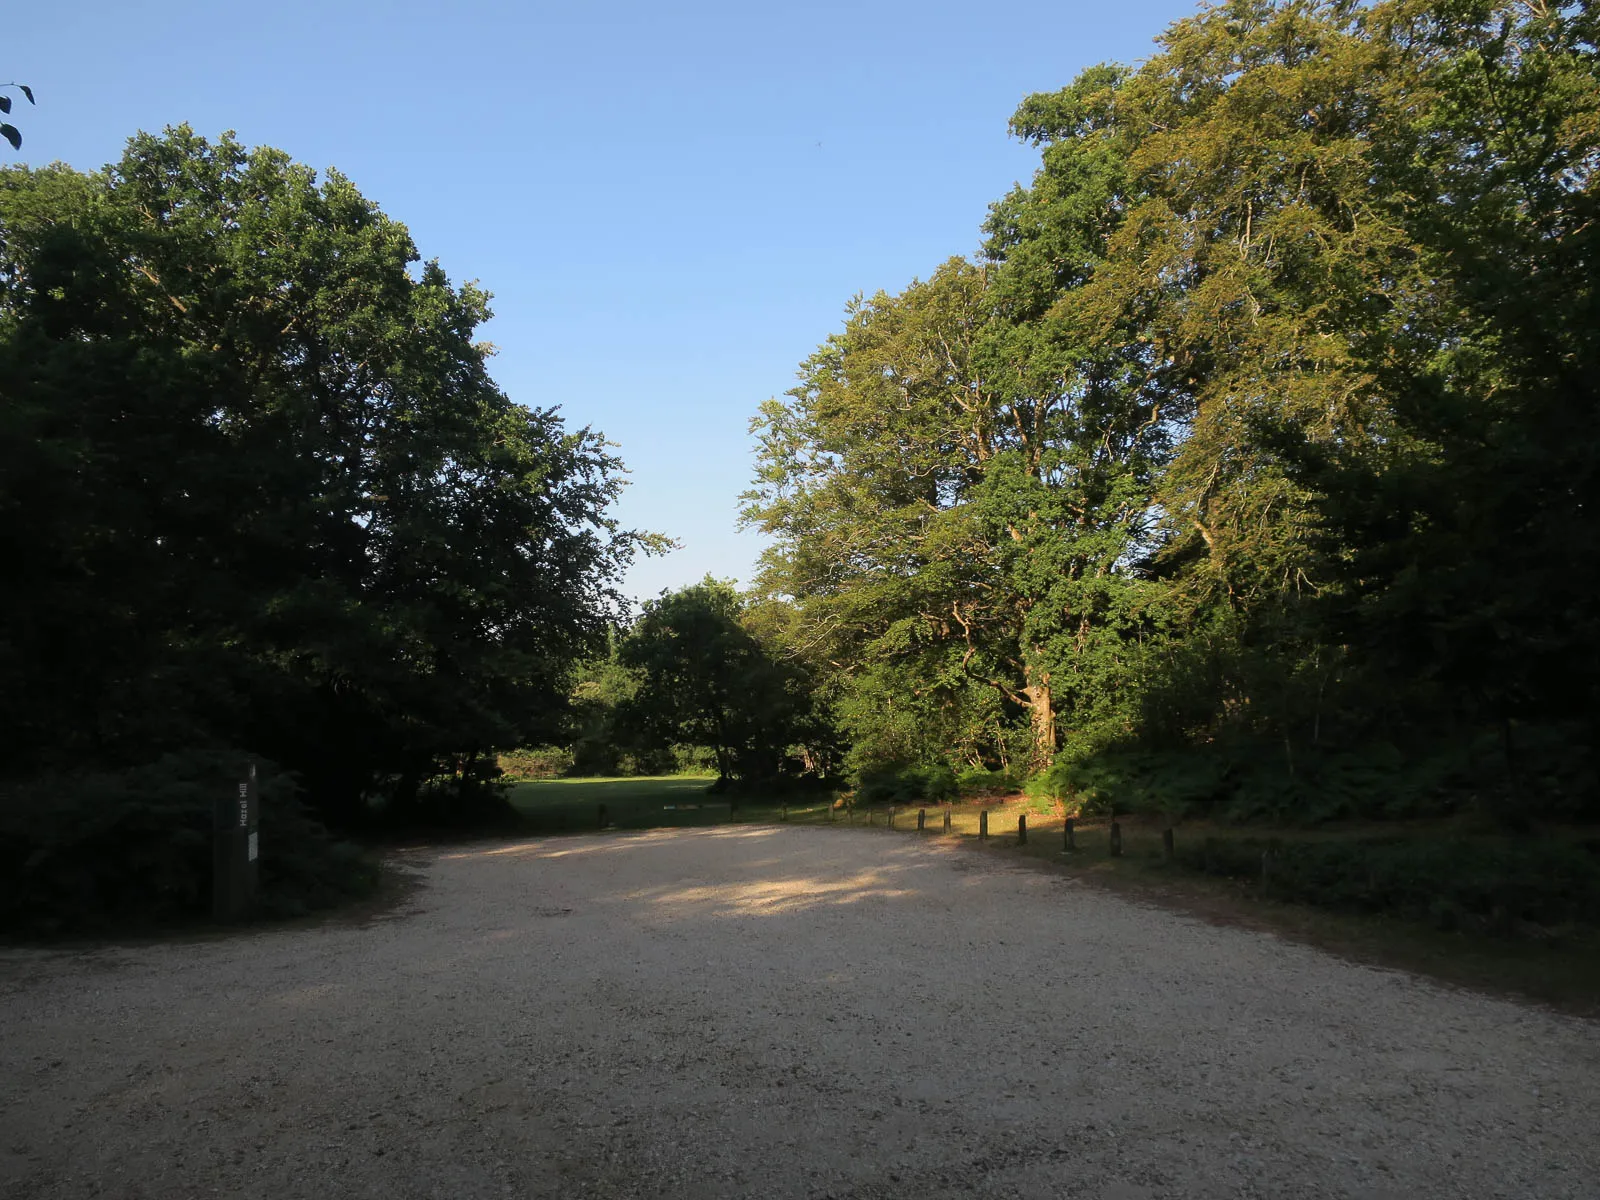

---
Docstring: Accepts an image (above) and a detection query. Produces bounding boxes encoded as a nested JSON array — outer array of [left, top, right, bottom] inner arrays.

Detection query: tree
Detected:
[[747, 142, 1166, 776], [751, 0, 1600, 820], [617, 580, 823, 785], [0, 127, 648, 823]]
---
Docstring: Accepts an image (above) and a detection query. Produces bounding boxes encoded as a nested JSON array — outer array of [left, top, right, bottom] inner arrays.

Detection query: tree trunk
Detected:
[[1024, 667, 1055, 774]]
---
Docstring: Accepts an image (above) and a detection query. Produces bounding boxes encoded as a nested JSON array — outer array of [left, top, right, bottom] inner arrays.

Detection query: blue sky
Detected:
[[11, 0, 1198, 602]]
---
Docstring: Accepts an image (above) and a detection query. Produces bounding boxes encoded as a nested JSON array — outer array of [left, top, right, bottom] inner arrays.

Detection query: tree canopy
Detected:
[[748, 0, 1600, 822], [0, 128, 647, 830]]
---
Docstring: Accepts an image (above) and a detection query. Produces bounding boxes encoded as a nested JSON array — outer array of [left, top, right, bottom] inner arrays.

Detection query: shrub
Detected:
[[497, 746, 574, 780], [0, 750, 376, 934], [855, 764, 957, 805], [956, 767, 1021, 799], [1180, 835, 1600, 931]]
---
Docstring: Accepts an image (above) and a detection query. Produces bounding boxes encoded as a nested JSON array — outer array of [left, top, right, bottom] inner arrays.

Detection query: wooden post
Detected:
[[943, 809, 951, 833], [1017, 814, 1028, 844], [979, 810, 989, 840], [598, 803, 608, 830], [1063, 817, 1075, 852], [917, 808, 926, 832], [868, 808, 875, 826], [1162, 827, 1175, 862], [888, 807, 896, 829], [827, 802, 835, 822], [213, 763, 260, 922], [782, 803, 789, 822], [1109, 820, 1123, 857]]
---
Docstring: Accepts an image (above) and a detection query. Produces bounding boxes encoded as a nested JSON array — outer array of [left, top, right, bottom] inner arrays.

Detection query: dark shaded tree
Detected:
[[616, 580, 828, 786], [0, 127, 648, 827]]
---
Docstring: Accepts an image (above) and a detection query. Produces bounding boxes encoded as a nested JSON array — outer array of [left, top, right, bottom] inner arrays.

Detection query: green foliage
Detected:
[[855, 764, 957, 806], [1184, 836, 1600, 933], [0, 128, 647, 833], [617, 579, 833, 785], [0, 751, 375, 934], [750, 0, 1600, 827], [956, 767, 1022, 799], [498, 746, 575, 781]]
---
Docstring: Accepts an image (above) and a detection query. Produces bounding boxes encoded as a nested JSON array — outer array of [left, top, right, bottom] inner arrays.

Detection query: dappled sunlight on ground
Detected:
[[621, 868, 917, 917], [438, 824, 786, 863], [8, 826, 1599, 1200]]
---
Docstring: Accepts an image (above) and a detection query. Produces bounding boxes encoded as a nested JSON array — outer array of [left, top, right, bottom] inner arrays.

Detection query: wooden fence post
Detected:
[[1017, 814, 1028, 844], [888, 807, 896, 829], [943, 809, 951, 833], [782, 803, 789, 822], [598, 803, 607, 830], [1109, 820, 1123, 857], [979, 810, 989, 840], [1063, 817, 1075, 852], [917, 808, 926, 832]]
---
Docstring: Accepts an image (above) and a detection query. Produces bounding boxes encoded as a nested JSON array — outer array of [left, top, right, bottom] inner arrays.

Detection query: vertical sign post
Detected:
[[213, 762, 260, 921]]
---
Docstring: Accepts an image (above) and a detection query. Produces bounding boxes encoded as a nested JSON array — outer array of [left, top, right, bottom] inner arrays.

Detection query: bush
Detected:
[[1025, 761, 1118, 816], [956, 767, 1021, 799], [1181, 835, 1600, 931], [375, 758, 523, 832], [672, 744, 720, 775], [0, 750, 376, 934], [856, 764, 957, 805], [497, 746, 574, 780]]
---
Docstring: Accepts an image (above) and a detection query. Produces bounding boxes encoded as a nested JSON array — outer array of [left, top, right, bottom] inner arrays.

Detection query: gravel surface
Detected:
[[2, 825, 1597, 1199]]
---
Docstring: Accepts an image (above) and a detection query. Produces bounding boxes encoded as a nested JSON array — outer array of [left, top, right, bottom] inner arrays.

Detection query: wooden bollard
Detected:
[[917, 808, 926, 832], [598, 803, 608, 830], [943, 809, 951, 833], [1018, 814, 1028, 844], [847, 805, 853, 824], [827, 802, 834, 822], [1162, 827, 1175, 862], [1063, 817, 1076, 852], [979, 810, 989, 840], [781, 802, 789, 821], [1109, 820, 1123, 857], [888, 807, 896, 829], [868, 808, 875, 826]]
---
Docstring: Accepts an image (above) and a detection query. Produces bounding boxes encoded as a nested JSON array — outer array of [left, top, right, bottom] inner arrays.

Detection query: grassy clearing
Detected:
[[505, 775, 833, 832]]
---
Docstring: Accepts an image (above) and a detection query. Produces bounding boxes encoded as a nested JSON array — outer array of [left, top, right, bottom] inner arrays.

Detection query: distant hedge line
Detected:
[[1183, 836, 1600, 932]]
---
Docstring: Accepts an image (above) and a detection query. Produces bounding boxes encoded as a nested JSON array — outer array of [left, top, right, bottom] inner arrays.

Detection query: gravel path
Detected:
[[2, 826, 1597, 1199]]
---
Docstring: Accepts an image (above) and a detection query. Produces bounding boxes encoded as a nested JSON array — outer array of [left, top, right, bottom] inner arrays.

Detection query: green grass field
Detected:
[[506, 775, 836, 831]]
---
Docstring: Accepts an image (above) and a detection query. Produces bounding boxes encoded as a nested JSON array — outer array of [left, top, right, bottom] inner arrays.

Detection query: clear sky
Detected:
[[11, 0, 1198, 602]]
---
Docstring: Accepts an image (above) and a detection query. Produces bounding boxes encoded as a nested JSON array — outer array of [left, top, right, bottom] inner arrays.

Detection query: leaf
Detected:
[[0, 96, 11, 113], [1, 124, 19, 151], [20, 85, 34, 105]]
